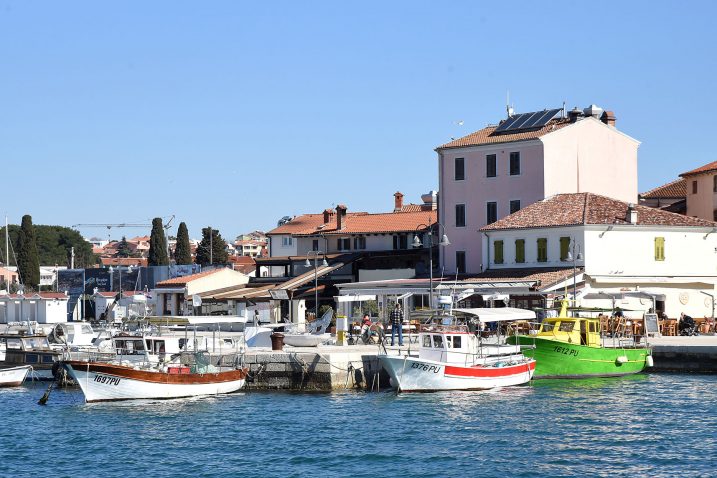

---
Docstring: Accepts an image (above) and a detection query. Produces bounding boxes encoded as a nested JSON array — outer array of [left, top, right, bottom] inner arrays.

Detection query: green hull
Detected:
[[506, 336, 650, 379]]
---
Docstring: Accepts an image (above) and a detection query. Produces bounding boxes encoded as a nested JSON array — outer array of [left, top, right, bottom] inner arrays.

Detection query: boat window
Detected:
[[7, 338, 22, 349], [558, 321, 575, 332], [453, 336, 462, 348], [589, 322, 597, 333], [541, 322, 554, 332], [42, 355, 54, 363], [23, 337, 47, 349], [81, 325, 93, 334], [422, 335, 431, 348], [26, 354, 39, 363], [433, 335, 444, 348]]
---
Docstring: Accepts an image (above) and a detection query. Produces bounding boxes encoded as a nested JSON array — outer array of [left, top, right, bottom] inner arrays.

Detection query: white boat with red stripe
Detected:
[[379, 308, 536, 392]]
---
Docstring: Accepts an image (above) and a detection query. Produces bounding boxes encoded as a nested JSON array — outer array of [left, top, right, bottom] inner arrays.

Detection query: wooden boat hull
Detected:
[[507, 336, 650, 379], [379, 355, 535, 392], [0, 365, 32, 387], [64, 361, 248, 403]]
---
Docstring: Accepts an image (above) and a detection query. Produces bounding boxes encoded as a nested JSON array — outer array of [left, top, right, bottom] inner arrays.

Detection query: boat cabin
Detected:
[[1, 334, 61, 368], [537, 316, 601, 347]]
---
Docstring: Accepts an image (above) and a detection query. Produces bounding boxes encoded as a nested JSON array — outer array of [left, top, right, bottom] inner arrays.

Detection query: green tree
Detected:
[[16, 215, 40, 289], [148, 217, 169, 266], [7, 224, 94, 268], [195, 227, 228, 266], [174, 222, 192, 265], [116, 236, 131, 258]]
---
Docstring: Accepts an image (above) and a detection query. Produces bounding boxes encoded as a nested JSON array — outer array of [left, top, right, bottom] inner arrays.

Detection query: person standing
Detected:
[[390, 302, 404, 346]]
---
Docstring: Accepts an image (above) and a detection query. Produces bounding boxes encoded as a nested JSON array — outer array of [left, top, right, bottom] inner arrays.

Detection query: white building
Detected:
[[0, 292, 70, 324], [153, 268, 250, 316], [480, 193, 717, 318]]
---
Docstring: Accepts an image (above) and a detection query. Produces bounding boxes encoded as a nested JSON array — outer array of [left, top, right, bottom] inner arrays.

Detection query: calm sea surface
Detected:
[[2, 374, 716, 478]]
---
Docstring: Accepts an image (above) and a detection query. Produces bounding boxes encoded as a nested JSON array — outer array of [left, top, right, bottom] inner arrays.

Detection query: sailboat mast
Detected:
[[4, 215, 8, 267]]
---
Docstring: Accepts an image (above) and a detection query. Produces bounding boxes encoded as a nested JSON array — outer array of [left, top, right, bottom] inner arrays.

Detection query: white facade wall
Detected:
[[0, 297, 68, 324], [483, 227, 585, 269]]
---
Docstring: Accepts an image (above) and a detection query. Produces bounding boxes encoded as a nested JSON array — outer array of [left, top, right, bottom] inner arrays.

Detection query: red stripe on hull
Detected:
[[444, 361, 535, 378]]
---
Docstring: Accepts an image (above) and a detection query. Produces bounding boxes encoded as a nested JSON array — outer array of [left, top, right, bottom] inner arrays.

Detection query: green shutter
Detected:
[[655, 237, 665, 261], [515, 239, 525, 263], [537, 238, 547, 262], [494, 240, 504, 264], [560, 237, 570, 261]]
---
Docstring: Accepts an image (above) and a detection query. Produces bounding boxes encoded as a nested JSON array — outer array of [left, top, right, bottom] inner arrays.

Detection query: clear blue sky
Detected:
[[1, 1, 715, 241]]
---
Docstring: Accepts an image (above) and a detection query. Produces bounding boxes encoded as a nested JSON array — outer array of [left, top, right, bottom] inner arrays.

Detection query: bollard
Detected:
[[336, 316, 348, 346]]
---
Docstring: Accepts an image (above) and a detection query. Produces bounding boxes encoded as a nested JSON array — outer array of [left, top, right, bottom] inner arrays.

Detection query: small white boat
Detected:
[[379, 308, 536, 392], [0, 365, 32, 387], [64, 353, 248, 403], [282, 333, 331, 347]]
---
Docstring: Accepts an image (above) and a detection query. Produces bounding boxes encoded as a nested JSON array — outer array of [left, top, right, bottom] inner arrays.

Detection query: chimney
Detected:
[[336, 204, 347, 230], [323, 208, 333, 224], [568, 107, 582, 123], [600, 110, 617, 127], [421, 191, 438, 211], [626, 203, 638, 224], [394, 192, 404, 212], [583, 104, 603, 119]]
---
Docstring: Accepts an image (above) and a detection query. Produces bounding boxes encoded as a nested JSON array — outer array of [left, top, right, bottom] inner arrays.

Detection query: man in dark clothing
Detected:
[[390, 303, 404, 346]]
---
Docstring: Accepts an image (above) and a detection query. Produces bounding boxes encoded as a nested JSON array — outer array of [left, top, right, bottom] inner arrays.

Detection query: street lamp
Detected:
[[412, 223, 450, 309], [566, 240, 583, 305], [109, 264, 134, 298], [304, 251, 328, 319]]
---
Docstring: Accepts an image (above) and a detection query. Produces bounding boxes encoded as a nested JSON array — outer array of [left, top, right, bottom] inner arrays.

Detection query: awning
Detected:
[[335, 294, 377, 303], [582, 290, 666, 301], [451, 307, 536, 323]]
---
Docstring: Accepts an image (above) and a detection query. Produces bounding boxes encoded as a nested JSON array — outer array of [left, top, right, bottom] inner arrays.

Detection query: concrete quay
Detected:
[[647, 336, 717, 373], [242, 343, 414, 391]]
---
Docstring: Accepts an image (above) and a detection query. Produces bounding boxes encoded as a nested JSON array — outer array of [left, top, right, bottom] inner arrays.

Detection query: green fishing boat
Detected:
[[506, 300, 653, 379]]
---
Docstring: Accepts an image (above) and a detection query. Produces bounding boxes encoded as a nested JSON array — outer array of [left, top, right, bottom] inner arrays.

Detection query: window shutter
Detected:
[[515, 239, 525, 263], [494, 240, 504, 264], [655, 237, 665, 261], [537, 238, 548, 262]]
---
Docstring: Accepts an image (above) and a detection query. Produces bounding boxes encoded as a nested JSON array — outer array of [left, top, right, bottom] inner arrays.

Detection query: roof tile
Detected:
[[437, 118, 571, 150], [640, 178, 686, 199]]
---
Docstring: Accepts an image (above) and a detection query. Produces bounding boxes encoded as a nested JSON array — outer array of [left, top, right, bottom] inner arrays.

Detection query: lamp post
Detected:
[[566, 240, 583, 305], [304, 251, 328, 319], [109, 264, 134, 298], [412, 223, 450, 309]]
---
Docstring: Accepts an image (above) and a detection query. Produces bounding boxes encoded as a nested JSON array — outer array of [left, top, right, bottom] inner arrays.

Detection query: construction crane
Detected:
[[73, 215, 176, 243]]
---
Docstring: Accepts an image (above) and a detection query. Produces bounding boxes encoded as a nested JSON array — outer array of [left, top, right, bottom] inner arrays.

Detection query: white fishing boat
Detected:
[[64, 352, 248, 403], [379, 308, 536, 392], [282, 308, 333, 347], [0, 365, 32, 387]]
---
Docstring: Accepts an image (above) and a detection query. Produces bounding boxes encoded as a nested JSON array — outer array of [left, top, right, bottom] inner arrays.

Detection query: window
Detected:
[[509, 200, 521, 214], [560, 237, 571, 261], [486, 154, 497, 177], [515, 239, 525, 263], [422, 335, 431, 347], [509, 152, 520, 175], [281, 237, 293, 246], [654, 237, 665, 261], [393, 234, 408, 250], [455, 158, 465, 181], [494, 240, 504, 264], [693, 180, 698, 194], [353, 236, 366, 250], [433, 335, 444, 348], [452, 336, 462, 348], [312, 240, 319, 251], [455, 204, 466, 227], [337, 238, 351, 251], [714, 176, 717, 192], [537, 238, 548, 262], [558, 321, 575, 332], [486, 202, 497, 224], [456, 251, 466, 274]]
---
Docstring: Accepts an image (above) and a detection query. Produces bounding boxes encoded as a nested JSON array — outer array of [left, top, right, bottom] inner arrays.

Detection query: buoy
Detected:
[[646, 355, 654, 367], [616, 356, 628, 364]]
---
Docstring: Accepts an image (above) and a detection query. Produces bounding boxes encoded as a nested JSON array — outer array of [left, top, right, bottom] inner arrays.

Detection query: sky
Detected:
[[1, 1, 716, 242]]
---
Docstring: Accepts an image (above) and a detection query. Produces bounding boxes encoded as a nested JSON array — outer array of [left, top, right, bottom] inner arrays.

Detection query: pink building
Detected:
[[436, 105, 640, 274], [680, 161, 717, 221]]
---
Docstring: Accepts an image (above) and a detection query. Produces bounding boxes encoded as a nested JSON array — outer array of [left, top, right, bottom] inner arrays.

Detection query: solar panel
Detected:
[[493, 108, 562, 134]]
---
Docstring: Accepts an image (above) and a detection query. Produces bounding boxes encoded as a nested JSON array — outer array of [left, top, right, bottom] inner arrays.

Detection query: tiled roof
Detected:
[[155, 269, 220, 286], [680, 161, 717, 177], [267, 210, 436, 236], [481, 193, 716, 231], [639, 178, 686, 199], [462, 267, 579, 290], [1, 292, 69, 299], [437, 118, 571, 150], [100, 257, 148, 267]]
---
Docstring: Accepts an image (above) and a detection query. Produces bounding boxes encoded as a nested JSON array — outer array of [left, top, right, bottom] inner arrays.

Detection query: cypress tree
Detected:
[[174, 222, 192, 265], [195, 227, 229, 266], [16, 215, 40, 290], [148, 217, 169, 266]]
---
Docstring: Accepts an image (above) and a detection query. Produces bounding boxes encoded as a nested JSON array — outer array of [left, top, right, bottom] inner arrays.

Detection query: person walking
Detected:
[[390, 302, 404, 346]]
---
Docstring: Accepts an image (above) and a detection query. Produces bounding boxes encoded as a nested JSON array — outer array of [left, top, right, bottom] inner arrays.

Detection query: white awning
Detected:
[[582, 291, 666, 301], [450, 307, 536, 323], [186, 316, 249, 325], [481, 293, 509, 301]]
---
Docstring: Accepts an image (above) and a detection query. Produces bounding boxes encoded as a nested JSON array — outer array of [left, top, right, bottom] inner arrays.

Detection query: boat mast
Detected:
[[5, 215, 8, 268]]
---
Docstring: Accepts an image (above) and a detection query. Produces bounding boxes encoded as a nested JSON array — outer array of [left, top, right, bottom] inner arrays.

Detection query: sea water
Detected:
[[1, 374, 716, 478]]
